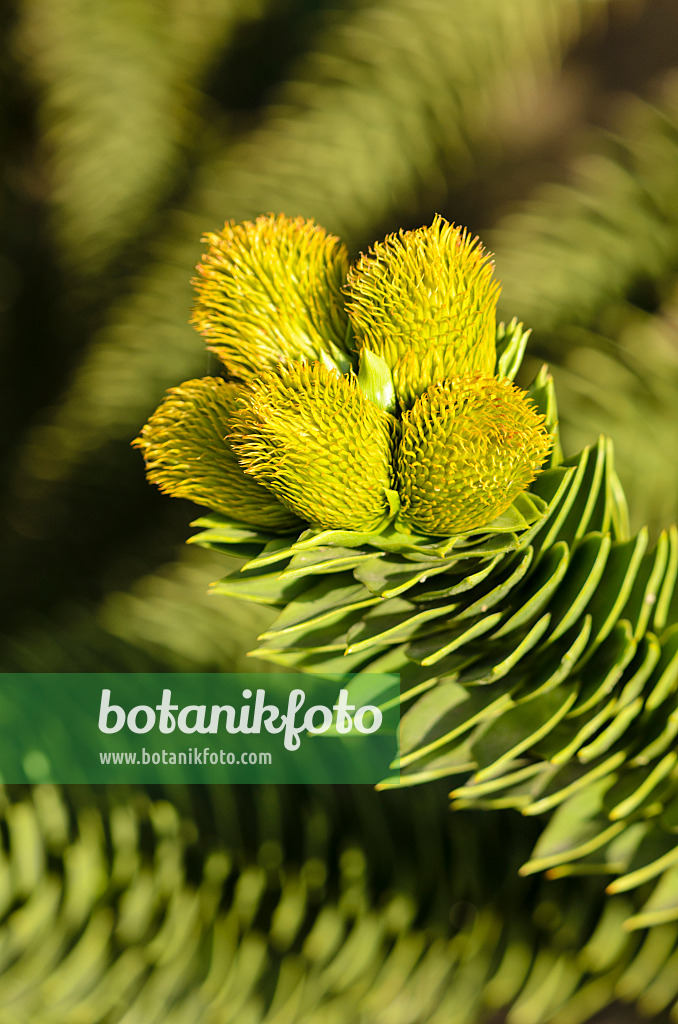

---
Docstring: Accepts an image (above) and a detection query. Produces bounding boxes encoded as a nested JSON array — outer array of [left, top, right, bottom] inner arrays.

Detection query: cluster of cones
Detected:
[[135, 213, 550, 537]]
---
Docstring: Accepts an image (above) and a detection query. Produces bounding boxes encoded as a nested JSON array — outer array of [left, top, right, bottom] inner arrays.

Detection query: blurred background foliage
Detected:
[[1, 0, 678, 1019]]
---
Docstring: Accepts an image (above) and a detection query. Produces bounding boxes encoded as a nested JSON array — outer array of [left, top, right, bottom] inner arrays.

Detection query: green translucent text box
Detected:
[[0, 673, 400, 784]]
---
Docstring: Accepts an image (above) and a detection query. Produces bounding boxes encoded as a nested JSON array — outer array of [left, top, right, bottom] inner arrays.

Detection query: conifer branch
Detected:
[[135, 212, 678, 939]]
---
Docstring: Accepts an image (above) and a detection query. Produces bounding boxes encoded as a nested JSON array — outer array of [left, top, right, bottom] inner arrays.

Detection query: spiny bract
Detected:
[[191, 213, 352, 379], [230, 362, 398, 532], [345, 214, 500, 408], [398, 377, 552, 535], [133, 377, 301, 531]]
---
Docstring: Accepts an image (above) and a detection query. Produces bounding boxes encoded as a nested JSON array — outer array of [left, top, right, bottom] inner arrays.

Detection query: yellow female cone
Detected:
[[192, 214, 351, 378], [231, 362, 398, 532], [133, 378, 301, 531], [346, 215, 500, 408], [398, 377, 551, 535]]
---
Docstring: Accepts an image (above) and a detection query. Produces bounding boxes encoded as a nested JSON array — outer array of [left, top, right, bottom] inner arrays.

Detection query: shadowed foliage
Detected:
[[2, 0, 678, 1021]]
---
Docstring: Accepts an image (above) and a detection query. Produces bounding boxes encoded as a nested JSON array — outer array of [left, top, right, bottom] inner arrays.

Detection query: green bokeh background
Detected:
[[1, 0, 678, 1020]]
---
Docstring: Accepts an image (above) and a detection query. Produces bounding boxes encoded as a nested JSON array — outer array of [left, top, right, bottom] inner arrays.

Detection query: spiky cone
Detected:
[[345, 215, 500, 408], [397, 376, 551, 535], [191, 214, 352, 379], [230, 362, 399, 532], [133, 377, 302, 531]]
